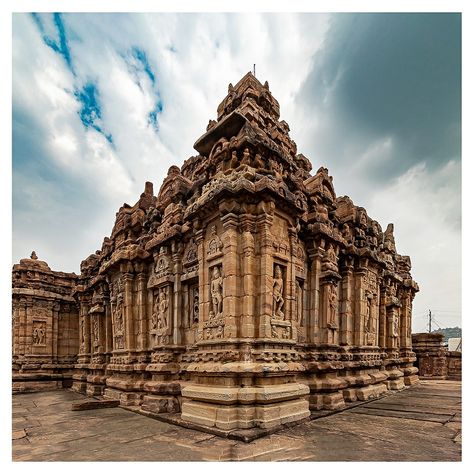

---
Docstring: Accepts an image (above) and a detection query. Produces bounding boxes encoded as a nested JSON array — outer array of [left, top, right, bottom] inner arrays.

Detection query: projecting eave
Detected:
[[193, 111, 247, 156]]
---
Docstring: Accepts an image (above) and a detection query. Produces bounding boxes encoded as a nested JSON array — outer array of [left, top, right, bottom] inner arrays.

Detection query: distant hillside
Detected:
[[433, 327, 462, 344]]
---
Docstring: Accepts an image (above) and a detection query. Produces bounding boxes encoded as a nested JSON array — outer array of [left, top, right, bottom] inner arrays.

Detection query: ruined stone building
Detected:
[[12, 72, 419, 433]]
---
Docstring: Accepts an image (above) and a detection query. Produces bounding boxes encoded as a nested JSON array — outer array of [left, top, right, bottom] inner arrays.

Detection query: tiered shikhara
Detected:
[[12, 72, 419, 433]]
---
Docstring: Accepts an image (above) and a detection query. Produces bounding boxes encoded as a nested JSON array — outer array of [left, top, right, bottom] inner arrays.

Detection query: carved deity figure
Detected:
[[393, 313, 399, 338], [328, 285, 338, 326], [210, 266, 223, 319], [365, 297, 376, 345], [241, 147, 252, 166], [32, 325, 45, 345], [113, 294, 124, 334], [208, 225, 223, 255], [342, 223, 352, 244], [157, 287, 169, 329], [80, 318, 85, 345], [192, 287, 199, 324], [254, 153, 265, 169], [151, 295, 159, 329], [273, 265, 285, 320], [93, 317, 99, 345]]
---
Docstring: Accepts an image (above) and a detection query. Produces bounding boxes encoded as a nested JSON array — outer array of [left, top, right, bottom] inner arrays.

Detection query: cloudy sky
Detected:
[[12, 12, 461, 332]]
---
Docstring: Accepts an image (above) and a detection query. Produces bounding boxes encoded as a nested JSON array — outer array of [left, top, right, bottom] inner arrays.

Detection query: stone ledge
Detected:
[[132, 408, 309, 443]]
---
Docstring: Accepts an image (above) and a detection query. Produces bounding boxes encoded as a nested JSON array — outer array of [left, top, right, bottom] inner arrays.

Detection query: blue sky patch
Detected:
[[74, 82, 113, 144], [124, 46, 163, 132], [148, 100, 163, 131], [131, 47, 156, 85], [31, 13, 74, 73]]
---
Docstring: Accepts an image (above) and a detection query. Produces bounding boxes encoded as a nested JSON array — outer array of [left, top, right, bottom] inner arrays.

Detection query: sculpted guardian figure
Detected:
[[210, 266, 223, 319], [158, 287, 169, 329], [273, 265, 285, 319]]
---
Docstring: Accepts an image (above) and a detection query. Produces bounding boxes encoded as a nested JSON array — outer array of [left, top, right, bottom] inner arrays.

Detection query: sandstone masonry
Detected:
[[12, 72, 419, 433]]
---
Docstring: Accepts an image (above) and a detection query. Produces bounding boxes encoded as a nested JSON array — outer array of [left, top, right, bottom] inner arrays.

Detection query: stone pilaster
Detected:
[[256, 201, 275, 339], [220, 210, 240, 339], [340, 257, 354, 345], [240, 213, 256, 338]]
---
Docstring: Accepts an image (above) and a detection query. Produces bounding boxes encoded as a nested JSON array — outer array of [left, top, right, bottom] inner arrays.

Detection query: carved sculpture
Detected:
[[210, 266, 223, 319], [273, 265, 285, 320]]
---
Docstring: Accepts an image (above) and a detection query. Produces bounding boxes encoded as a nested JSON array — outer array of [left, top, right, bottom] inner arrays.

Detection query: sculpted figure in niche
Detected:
[[365, 299, 371, 333], [80, 318, 85, 345], [192, 287, 199, 324], [113, 294, 124, 334], [241, 147, 252, 166], [158, 287, 169, 329], [32, 325, 45, 345], [273, 265, 285, 320], [342, 223, 352, 244], [254, 152, 265, 169], [328, 285, 338, 327], [151, 294, 159, 329], [208, 225, 223, 255], [229, 150, 239, 169], [210, 266, 223, 319], [393, 313, 399, 338], [93, 317, 99, 345]]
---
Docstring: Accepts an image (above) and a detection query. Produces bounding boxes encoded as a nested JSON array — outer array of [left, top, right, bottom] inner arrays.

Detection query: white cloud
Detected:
[[366, 160, 461, 331]]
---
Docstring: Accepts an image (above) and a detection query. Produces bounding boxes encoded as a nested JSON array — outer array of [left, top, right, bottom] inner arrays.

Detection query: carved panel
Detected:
[[32, 321, 46, 346], [272, 264, 285, 320]]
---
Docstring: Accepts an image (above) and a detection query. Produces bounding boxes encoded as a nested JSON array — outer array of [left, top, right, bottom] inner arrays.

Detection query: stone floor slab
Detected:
[[12, 380, 461, 461]]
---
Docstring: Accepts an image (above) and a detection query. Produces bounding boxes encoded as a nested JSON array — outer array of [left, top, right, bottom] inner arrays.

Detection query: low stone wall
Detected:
[[447, 351, 462, 380], [412, 333, 461, 380]]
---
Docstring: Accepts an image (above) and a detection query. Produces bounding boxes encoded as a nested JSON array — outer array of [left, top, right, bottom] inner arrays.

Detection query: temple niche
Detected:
[[12, 72, 419, 434]]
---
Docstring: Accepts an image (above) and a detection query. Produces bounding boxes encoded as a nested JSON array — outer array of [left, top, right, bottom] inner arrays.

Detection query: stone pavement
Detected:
[[12, 379, 461, 461]]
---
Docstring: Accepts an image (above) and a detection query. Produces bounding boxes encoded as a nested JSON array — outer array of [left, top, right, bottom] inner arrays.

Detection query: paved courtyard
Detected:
[[12, 379, 461, 461]]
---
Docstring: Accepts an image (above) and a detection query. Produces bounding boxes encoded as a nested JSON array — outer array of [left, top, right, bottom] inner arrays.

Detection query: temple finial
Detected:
[[30, 251, 38, 260]]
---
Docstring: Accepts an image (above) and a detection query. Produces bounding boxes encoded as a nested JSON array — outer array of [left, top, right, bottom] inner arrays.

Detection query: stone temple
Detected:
[[12, 72, 420, 434]]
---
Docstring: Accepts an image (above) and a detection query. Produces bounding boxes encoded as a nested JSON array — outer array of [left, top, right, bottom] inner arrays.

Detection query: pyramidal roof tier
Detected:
[[193, 72, 311, 176], [81, 72, 417, 290]]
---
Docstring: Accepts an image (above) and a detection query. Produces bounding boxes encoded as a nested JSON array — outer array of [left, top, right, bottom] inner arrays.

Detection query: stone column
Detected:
[[122, 269, 135, 357], [340, 257, 354, 346], [12, 301, 20, 358], [353, 264, 367, 347], [171, 241, 183, 345], [378, 286, 388, 349], [256, 201, 275, 339], [220, 211, 240, 339], [136, 271, 148, 353], [52, 302, 61, 362], [195, 228, 205, 341], [307, 248, 322, 344], [104, 282, 113, 358], [400, 289, 415, 350], [288, 225, 298, 339], [240, 214, 256, 338], [19, 298, 28, 357], [78, 296, 91, 362]]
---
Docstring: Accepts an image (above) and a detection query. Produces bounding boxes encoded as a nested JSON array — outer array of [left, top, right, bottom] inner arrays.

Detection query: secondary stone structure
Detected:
[[12, 73, 420, 434], [12, 252, 79, 392]]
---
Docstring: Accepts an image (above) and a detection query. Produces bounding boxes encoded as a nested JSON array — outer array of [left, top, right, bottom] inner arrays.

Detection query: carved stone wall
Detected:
[[12, 252, 79, 392], [12, 72, 420, 433]]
